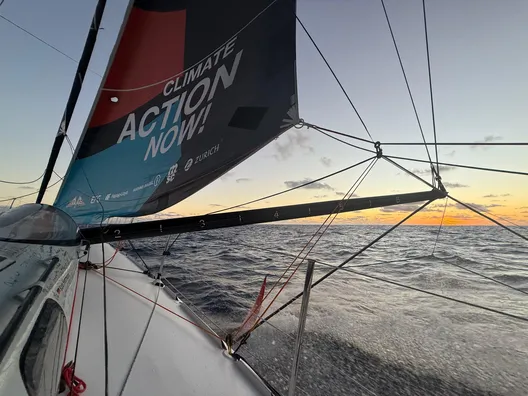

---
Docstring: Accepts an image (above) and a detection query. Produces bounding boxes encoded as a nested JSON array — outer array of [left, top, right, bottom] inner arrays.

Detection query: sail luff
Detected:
[[52, 0, 136, 207], [36, 0, 110, 203], [80, 189, 446, 243]]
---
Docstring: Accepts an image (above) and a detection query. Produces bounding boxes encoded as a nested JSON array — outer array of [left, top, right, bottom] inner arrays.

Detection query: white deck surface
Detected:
[[65, 244, 270, 396]]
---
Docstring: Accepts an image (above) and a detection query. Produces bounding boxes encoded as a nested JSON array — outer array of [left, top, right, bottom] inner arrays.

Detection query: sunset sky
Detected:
[[0, 0, 527, 227]]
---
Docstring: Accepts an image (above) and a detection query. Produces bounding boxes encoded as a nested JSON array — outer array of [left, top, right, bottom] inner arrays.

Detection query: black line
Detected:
[[0, 178, 62, 203], [207, 156, 376, 215], [305, 123, 373, 145], [434, 255, 528, 296], [382, 141, 528, 146], [317, 130, 376, 154], [385, 155, 528, 176], [0, 172, 44, 185], [422, 0, 440, 175], [448, 196, 528, 243], [382, 156, 436, 189], [71, 266, 88, 395], [254, 200, 436, 330], [127, 240, 152, 273], [339, 267, 528, 323], [380, 0, 433, 166], [296, 16, 374, 142]]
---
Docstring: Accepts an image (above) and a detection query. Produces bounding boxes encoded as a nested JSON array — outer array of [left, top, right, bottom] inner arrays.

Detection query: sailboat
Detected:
[[0, 0, 526, 395]]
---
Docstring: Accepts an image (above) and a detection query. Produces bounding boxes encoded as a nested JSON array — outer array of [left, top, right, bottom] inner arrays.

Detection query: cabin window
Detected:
[[20, 299, 67, 396]]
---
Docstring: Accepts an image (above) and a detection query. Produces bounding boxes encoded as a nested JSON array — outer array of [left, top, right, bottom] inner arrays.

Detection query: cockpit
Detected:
[[0, 204, 80, 245]]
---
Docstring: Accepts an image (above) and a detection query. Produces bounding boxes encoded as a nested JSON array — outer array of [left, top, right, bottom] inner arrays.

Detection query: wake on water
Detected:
[[120, 225, 528, 396]]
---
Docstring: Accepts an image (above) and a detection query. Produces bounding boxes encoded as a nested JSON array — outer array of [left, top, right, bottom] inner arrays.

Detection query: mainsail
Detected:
[[55, 0, 298, 224]]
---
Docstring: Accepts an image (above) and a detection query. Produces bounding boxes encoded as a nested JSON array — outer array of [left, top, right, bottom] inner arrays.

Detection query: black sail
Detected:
[[55, 0, 299, 224]]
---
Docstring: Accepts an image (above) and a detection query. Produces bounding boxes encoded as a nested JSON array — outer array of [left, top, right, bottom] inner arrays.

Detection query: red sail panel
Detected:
[[237, 276, 267, 337]]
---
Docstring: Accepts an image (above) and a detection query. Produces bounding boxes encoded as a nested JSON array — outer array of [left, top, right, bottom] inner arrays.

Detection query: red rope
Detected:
[[62, 362, 87, 395], [97, 272, 222, 340]]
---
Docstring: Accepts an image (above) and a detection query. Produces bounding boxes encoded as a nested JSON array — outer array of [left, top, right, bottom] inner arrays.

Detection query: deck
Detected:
[[65, 243, 272, 396]]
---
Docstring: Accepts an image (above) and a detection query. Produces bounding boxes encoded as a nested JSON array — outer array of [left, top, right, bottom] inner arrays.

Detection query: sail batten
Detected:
[[55, 0, 298, 224]]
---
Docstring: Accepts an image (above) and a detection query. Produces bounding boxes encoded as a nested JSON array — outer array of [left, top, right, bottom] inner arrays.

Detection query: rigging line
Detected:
[[0, 178, 62, 203], [70, 257, 89, 396], [422, 0, 440, 176], [432, 198, 448, 255], [385, 154, 528, 177], [433, 255, 528, 296], [239, 347, 314, 396], [448, 196, 528, 243], [126, 240, 153, 273], [317, 130, 376, 154], [102, 0, 280, 92], [380, 0, 433, 167], [101, 244, 109, 396], [235, 159, 379, 341], [104, 266, 145, 274], [99, 272, 222, 340], [207, 156, 376, 215], [254, 199, 436, 331], [162, 277, 226, 335], [0, 15, 78, 64], [296, 16, 374, 142], [381, 141, 528, 146], [68, 132, 111, 395], [0, 14, 103, 77], [337, 266, 528, 323], [382, 156, 436, 190], [481, 210, 526, 231], [247, 159, 378, 336], [118, 277, 161, 396], [0, 172, 44, 185], [167, 233, 181, 251], [119, 236, 170, 395], [304, 123, 373, 145]]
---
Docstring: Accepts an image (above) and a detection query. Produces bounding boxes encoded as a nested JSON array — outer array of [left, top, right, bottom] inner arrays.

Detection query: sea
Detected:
[[120, 225, 528, 396]]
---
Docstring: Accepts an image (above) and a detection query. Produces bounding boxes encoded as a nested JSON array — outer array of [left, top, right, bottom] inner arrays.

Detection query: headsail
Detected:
[[55, 0, 299, 224]]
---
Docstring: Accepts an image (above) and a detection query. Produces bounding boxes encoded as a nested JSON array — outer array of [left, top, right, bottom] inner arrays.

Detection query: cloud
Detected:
[[445, 150, 456, 157], [236, 178, 251, 183], [454, 202, 489, 212], [209, 203, 224, 207], [483, 193, 510, 198], [443, 182, 469, 188], [410, 165, 456, 175], [17, 186, 35, 190], [273, 130, 313, 160], [320, 157, 332, 167], [313, 195, 328, 199], [380, 202, 425, 213], [471, 135, 502, 148], [284, 178, 334, 190], [521, 210, 528, 214], [335, 191, 358, 197]]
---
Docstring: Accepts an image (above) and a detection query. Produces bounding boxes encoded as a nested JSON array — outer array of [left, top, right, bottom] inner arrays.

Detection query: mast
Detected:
[[36, 0, 107, 203]]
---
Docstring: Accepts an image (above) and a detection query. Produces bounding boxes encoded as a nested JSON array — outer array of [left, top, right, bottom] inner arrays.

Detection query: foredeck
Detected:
[[65, 243, 272, 396]]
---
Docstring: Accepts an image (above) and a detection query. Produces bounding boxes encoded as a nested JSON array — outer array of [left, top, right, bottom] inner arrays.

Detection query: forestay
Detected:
[[55, 0, 299, 224]]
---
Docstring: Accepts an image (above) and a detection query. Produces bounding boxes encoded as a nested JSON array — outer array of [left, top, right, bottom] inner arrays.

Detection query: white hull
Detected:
[[67, 243, 272, 396]]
